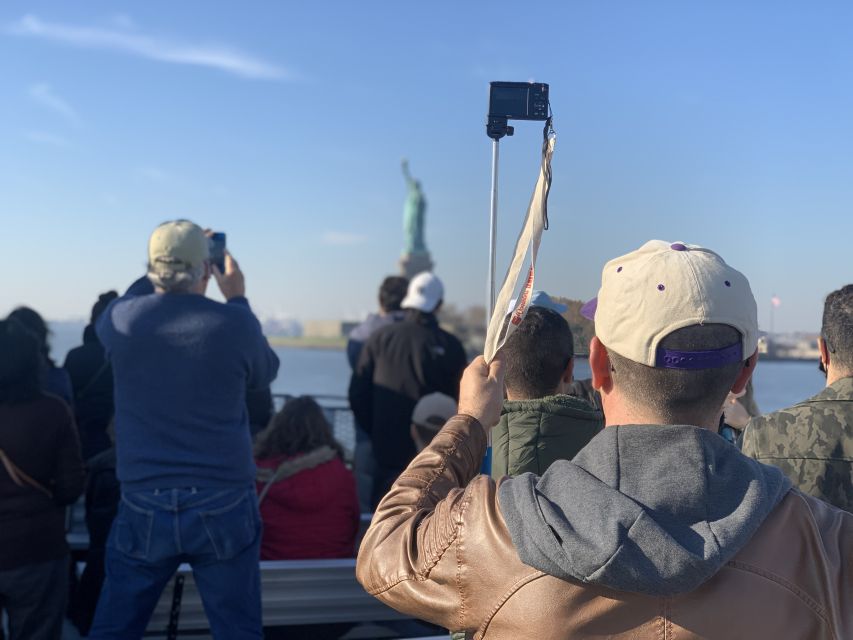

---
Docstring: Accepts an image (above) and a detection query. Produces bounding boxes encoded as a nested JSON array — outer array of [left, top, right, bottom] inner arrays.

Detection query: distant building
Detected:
[[302, 320, 359, 339]]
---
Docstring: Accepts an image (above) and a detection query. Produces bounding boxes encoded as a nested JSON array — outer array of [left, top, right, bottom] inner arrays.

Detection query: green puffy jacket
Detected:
[[491, 394, 603, 479]]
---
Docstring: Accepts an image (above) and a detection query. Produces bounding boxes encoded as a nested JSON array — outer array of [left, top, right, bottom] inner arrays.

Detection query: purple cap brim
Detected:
[[655, 343, 743, 370], [580, 297, 597, 321]]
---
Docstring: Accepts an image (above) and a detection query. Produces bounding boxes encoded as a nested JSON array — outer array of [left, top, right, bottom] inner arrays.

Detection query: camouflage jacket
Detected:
[[741, 376, 853, 513]]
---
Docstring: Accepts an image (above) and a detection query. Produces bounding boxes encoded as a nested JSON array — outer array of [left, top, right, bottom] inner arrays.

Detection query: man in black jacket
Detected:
[[349, 272, 467, 508]]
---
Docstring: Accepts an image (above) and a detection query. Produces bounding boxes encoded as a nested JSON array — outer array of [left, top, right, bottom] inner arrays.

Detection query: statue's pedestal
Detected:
[[399, 252, 434, 279]]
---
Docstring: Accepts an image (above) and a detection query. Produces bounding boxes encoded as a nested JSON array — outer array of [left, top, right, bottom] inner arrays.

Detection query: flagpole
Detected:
[[770, 294, 775, 337]]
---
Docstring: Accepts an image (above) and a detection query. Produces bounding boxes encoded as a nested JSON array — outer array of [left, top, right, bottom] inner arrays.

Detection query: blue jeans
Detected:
[[88, 486, 262, 640]]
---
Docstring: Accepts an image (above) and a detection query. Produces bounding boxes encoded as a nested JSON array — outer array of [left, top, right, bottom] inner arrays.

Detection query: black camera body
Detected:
[[487, 82, 549, 139]]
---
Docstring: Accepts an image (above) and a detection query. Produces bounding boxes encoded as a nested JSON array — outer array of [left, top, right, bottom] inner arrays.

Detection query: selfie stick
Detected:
[[486, 117, 514, 319]]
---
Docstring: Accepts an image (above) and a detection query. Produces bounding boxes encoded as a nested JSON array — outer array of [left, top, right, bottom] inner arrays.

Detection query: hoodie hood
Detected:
[[498, 424, 791, 596]]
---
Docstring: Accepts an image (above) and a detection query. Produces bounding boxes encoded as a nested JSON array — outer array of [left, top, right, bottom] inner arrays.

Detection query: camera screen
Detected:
[[490, 86, 528, 117]]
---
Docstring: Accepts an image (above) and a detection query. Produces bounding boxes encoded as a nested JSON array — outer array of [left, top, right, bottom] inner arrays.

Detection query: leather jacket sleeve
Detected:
[[356, 414, 509, 632]]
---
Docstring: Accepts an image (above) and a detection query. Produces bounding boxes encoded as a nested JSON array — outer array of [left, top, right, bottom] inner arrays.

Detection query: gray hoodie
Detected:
[[499, 424, 791, 596]]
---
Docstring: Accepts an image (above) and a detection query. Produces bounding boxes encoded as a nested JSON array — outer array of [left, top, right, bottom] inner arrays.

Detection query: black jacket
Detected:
[[0, 393, 86, 569], [64, 325, 114, 460], [349, 311, 466, 474]]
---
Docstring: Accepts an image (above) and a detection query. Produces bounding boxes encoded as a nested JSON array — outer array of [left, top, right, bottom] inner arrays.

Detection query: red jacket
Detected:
[[255, 452, 359, 560]]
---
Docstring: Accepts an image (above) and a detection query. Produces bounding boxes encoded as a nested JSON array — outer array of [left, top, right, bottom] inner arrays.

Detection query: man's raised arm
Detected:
[[355, 357, 505, 630]]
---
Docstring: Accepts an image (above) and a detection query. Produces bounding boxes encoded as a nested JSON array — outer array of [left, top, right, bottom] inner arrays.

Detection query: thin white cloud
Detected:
[[137, 166, 171, 182], [24, 130, 69, 147], [29, 83, 80, 126], [9, 14, 287, 80], [321, 231, 368, 246]]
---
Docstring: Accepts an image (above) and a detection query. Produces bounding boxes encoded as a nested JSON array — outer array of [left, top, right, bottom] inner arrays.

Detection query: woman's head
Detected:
[[254, 396, 343, 459], [7, 306, 51, 363], [0, 319, 42, 404]]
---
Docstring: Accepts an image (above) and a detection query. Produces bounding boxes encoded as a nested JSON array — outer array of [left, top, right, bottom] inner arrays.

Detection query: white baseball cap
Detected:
[[582, 240, 758, 369], [411, 392, 458, 431], [401, 272, 444, 313]]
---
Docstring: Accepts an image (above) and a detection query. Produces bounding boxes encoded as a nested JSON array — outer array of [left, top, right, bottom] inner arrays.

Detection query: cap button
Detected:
[[670, 243, 688, 251]]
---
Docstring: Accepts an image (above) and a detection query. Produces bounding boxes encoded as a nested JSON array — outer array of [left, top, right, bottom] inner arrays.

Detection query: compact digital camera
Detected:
[[488, 82, 549, 120]]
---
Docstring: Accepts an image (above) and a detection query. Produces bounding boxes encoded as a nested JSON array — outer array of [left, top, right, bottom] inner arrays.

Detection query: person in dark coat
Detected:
[[349, 272, 467, 508], [0, 319, 86, 640], [346, 275, 408, 510], [63, 291, 118, 461], [6, 307, 74, 408]]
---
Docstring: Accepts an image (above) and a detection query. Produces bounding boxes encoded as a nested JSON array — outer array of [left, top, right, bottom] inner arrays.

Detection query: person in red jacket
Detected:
[[254, 396, 359, 560]]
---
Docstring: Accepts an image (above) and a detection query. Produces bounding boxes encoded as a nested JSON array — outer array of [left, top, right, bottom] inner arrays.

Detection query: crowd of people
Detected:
[[0, 222, 850, 639]]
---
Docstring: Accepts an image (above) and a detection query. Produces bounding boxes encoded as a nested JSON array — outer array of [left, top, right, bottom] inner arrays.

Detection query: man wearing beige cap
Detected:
[[89, 220, 279, 639], [357, 240, 852, 639]]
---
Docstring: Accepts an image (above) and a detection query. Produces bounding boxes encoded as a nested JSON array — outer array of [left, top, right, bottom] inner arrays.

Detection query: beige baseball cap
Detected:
[[582, 240, 758, 369], [411, 392, 458, 431], [148, 220, 209, 273]]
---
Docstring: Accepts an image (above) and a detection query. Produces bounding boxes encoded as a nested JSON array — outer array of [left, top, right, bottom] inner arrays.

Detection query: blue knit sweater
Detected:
[[97, 284, 280, 491]]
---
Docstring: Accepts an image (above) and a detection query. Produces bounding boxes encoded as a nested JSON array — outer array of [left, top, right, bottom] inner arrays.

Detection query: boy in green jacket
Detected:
[[491, 301, 603, 479]]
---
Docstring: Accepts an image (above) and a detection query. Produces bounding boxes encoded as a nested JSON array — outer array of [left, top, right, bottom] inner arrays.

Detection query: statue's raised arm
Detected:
[[401, 158, 415, 188]]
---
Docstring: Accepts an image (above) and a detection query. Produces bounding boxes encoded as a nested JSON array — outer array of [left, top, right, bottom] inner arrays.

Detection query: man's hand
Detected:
[[458, 356, 505, 430], [212, 251, 245, 300]]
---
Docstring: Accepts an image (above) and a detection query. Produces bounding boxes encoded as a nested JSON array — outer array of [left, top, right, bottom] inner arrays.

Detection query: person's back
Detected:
[[88, 220, 279, 640], [99, 291, 273, 489], [0, 319, 85, 640], [490, 303, 603, 479], [349, 272, 467, 505], [64, 291, 118, 460], [357, 240, 853, 639], [742, 284, 853, 512]]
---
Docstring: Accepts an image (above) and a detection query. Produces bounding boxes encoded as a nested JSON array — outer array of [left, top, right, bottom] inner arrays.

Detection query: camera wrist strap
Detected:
[[484, 126, 556, 363]]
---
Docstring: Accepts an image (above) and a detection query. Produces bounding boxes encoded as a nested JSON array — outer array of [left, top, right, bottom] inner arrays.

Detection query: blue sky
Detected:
[[1, 1, 851, 332]]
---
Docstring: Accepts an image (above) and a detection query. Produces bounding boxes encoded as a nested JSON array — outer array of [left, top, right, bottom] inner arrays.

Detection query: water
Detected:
[[48, 328, 826, 416], [268, 347, 826, 415]]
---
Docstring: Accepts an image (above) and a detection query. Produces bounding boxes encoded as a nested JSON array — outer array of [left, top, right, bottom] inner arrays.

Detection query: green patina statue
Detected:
[[401, 159, 428, 255]]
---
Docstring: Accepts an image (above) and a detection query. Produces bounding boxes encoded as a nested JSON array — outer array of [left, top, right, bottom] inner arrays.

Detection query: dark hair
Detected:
[[378, 276, 409, 313], [254, 396, 344, 460], [822, 284, 853, 373], [608, 324, 746, 424], [0, 319, 42, 405], [503, 306, 574, 398], [7, 306, 52, 366], [91, 291, 119, 325]]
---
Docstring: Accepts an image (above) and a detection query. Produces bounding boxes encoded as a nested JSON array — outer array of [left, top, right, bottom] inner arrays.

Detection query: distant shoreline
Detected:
[[268, 336, 346, 350]]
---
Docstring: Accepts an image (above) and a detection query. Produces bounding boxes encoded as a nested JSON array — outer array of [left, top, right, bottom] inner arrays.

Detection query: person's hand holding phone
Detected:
[[212, 251, 245, 301]]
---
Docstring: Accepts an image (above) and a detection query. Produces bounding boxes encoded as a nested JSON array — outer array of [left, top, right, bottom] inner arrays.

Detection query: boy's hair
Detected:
[[503, 306, 574, 399]]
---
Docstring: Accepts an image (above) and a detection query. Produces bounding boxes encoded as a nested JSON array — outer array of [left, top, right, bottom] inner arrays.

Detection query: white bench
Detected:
[[143, 558, 406, 636]]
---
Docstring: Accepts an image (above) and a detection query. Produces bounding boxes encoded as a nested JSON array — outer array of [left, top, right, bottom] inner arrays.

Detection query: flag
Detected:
[[771, 295, 781, 308]]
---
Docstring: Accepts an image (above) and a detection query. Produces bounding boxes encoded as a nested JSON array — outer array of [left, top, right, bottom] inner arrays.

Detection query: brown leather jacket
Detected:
[[357, 415, 853, 639]]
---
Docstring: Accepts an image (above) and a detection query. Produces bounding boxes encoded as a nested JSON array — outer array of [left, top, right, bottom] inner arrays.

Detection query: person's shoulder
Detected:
[[737, 490, 852, 586], [747, 400, 809, 434], [64, 344, 85, 361], [437, 325, 465, 350], [368, 319, 407, 344]]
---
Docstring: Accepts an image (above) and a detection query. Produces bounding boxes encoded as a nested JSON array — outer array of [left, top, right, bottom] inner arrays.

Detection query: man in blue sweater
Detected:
[[88, 220, 279, 639]]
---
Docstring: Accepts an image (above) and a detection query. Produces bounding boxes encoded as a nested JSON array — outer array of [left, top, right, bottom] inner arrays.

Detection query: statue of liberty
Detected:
[[401, 159, 428, 255]]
